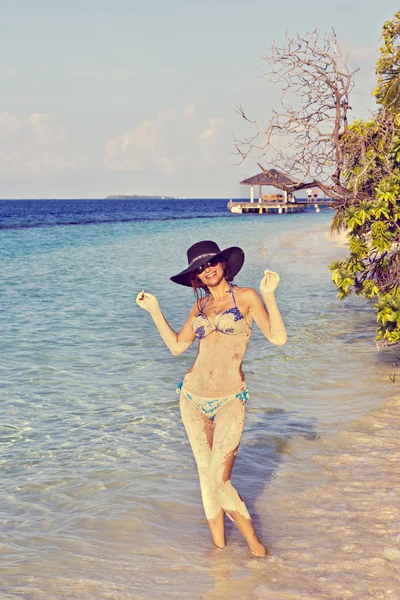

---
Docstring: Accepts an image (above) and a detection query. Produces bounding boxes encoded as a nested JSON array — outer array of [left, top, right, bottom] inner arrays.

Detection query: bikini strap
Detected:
[[200, 294, 211, 313], [229, 282, 238, 308]]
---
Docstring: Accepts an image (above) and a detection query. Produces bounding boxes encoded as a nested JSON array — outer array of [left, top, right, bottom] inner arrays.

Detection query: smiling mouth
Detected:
[[206, 271, 217, 279]]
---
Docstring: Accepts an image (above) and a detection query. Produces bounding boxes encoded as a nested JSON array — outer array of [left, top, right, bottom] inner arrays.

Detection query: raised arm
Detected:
[[244, 271, 287, 346], [136, 290, 196, 355]]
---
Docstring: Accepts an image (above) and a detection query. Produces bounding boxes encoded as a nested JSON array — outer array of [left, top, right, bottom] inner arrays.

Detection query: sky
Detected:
[[0, 0, 398, 199]]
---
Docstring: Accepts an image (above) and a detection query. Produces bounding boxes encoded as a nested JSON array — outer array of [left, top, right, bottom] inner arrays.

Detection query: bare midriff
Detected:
[[184, 328, 252, 397]]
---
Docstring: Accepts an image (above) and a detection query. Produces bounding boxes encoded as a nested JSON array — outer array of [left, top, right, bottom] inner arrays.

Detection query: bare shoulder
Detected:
[[189, 296, 208, 315], [180, 300, 200, 328], [189, 300, 200, 315], [234, 286, 261, 307]]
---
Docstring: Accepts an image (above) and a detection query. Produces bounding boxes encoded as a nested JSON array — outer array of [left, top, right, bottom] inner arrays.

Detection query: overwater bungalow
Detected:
[[228, 169, 330, 214]]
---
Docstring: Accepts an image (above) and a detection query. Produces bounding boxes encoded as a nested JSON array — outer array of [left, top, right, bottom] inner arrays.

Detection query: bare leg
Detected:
[[180, 393, 226, 548], [207, 511, 226, 550], [210, 399, 269, 556], [180, 393, 268, 555]]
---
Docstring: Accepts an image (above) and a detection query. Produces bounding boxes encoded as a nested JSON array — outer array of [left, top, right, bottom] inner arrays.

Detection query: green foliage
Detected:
[[330, 176, 400, 342], [371, 220, 393, 251], [348, 236, 368, 257], [376, 290, 400, 343], [329, 13, 400, 346], [392, 136, 400, 162], [375, 12, 400, 108], [375, 179, 399, 202], [340, 113, 399, 197]]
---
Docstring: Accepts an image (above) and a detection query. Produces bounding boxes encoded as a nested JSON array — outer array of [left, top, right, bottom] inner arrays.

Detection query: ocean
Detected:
[[1, 199, 399, 599]]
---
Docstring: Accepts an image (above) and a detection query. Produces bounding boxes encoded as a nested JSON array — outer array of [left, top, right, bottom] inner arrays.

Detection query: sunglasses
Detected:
[[193, 257, 220, 275]]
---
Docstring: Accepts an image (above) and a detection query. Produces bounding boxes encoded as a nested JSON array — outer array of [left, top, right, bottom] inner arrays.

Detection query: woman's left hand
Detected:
[[136, 290, 160, 314], [260, 270, 280, 294]]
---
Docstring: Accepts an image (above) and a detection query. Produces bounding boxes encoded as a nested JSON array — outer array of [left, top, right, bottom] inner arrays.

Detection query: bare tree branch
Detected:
[[234, 30, 394, 205]]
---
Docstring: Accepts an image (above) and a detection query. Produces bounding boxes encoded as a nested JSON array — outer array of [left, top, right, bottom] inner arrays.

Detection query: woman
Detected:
[[136, 240, 287, 556]]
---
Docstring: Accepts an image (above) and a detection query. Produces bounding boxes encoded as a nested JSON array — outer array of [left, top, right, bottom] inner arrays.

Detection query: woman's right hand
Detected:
[[136, 290, 160, 313]]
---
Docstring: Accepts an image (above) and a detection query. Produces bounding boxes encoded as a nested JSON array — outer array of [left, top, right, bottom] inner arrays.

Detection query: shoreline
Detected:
[[258, 389, 400, 599], [324, 228, 349, 247], [204, 371, 400, 599]]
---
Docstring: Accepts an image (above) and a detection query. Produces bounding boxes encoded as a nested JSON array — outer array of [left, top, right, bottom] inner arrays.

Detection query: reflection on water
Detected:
[[1, 211, 398, 599]]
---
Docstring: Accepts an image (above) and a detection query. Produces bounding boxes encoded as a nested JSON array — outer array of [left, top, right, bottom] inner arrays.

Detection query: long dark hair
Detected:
[[190, 260, 233, 313]]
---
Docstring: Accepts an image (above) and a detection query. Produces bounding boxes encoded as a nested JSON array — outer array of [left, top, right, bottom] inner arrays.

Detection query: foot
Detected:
[[249, 539, 269, 557], [213, 543, 226, 551]]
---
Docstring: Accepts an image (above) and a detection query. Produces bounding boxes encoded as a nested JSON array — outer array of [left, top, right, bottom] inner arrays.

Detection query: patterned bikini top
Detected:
[[192, 284, 252, 339]]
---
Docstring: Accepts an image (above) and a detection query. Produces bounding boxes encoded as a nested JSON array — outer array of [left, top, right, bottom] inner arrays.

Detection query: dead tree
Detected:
[[234, 30, 390, 205]]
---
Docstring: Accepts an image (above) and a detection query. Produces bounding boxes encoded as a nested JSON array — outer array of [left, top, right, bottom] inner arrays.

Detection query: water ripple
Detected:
[[1, 210, 397, 598]]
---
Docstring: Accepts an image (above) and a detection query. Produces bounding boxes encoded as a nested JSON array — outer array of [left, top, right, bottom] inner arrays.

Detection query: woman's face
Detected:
[[196, 260, 225, 288]]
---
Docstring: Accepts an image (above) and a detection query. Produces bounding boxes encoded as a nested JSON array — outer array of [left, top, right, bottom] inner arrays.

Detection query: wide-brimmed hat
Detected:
[[170, 240, 245, 287]]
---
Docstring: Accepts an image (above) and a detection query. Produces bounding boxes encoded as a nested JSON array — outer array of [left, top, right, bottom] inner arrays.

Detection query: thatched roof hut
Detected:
[[240, 169, 312, 202], [240, 169, 306, 190]]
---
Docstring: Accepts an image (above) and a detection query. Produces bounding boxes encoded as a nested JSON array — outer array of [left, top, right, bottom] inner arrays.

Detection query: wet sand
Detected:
[[201, 392, 400, 600]]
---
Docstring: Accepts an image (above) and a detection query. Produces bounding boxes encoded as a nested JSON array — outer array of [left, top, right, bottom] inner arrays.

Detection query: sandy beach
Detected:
[[201, 389, 400, 600], [324, 229, 349, 248]]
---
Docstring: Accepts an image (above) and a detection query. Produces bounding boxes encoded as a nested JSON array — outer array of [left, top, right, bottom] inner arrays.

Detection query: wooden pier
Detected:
[[228, 200, 332, 215], [235, 169, 334, 215]]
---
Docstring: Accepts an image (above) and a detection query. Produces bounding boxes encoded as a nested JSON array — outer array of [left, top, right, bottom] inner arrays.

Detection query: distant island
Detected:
[[105, 194, 176, 200]]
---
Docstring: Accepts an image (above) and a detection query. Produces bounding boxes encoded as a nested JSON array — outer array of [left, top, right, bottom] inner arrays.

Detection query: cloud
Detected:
[[0, 112, 88, 175], [160, 156, 177, 175], [0, 107, 226, 180], [105, 108, 225, 175], [105, 110, 173, 174], [184, 105, 195, 118], [198, 118, 223, 141]]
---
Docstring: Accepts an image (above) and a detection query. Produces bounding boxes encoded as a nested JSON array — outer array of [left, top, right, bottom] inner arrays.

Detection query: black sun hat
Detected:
[[170, 240, 245, 288]]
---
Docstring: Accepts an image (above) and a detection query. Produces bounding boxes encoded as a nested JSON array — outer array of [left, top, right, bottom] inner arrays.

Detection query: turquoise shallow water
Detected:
[[0, 206, 397, 599]]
